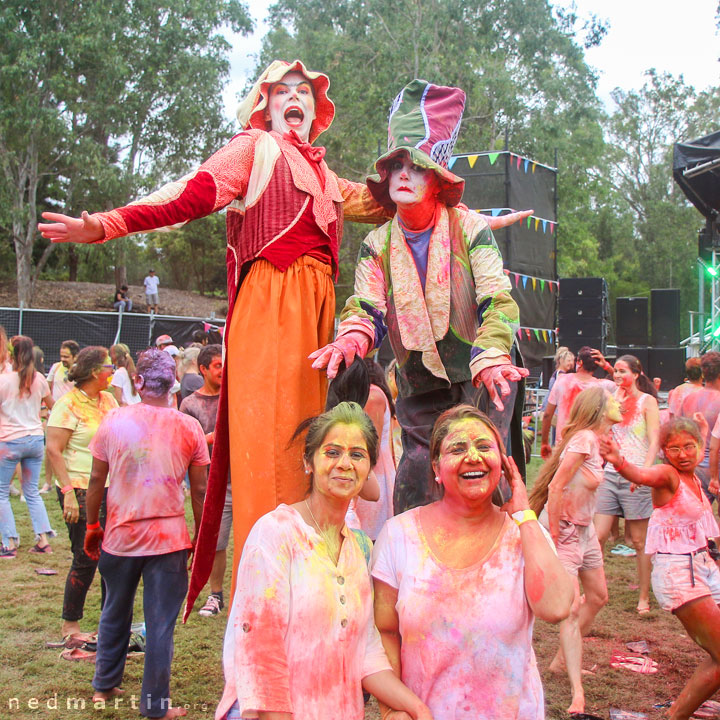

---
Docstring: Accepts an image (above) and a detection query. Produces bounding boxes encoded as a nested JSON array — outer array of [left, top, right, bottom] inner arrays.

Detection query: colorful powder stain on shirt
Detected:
[[217, 504, 390, 720], [548, 375, 614, 443], [556, 429, 604, 526], [47, 388, 118, 489], [89, 403, 209, 557], [681, 388, 720, 467], [372, 509, 545, 720]]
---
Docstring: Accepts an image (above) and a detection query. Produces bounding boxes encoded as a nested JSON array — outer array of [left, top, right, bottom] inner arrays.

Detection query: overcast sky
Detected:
[[222, 0, 720, 121]]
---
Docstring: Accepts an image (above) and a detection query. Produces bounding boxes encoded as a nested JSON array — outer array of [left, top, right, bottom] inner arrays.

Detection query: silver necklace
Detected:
[[304, 499, 322, 532]]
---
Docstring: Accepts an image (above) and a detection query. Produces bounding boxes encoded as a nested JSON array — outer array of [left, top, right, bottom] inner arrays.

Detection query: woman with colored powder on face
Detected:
[[217, 401, 433, 720], [46, 347, 118, 641], [594, 354, 660, 614], [0, 335, 55, 558], [528, 386, 621, 715], [601, 416, 720, 720], [372, 404, 574, 720]]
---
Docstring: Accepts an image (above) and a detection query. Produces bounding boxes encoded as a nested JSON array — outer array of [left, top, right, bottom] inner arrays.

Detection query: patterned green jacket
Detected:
[[338, 205, 519, 398]]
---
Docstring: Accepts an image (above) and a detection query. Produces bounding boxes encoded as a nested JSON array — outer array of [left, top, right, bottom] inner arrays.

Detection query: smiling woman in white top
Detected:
[[109, 344, 140, 406], [0, 336, 56, 557]]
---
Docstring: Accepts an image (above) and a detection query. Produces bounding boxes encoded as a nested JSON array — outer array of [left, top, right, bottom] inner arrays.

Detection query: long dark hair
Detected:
[[364, 358, 395, 417], [10, 336, 36, 397], [616, 354, 657, 399]]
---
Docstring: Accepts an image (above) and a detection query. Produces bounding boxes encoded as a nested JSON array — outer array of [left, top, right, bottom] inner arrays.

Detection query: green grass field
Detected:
[[0, 463, 707, 719]]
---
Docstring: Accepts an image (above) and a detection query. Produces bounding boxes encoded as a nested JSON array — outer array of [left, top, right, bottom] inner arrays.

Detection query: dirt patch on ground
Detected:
[[0, 280, 228, 319]]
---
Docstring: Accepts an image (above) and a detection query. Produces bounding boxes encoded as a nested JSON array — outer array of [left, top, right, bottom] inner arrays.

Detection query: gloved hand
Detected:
[[309, 331, 370, 379], [84, 526, 104, 561], [474, 363, 529, 411]]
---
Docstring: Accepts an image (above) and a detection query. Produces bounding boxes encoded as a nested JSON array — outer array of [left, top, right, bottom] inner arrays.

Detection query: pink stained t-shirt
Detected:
[[217, 504, 391, 720], [89, 403, 210, 557], [0, 371, 50, 441], [645, 475, 720, 555], [557, 429, 605, 526], [548, 373, 615, 443], [372, 509, 545, 720]]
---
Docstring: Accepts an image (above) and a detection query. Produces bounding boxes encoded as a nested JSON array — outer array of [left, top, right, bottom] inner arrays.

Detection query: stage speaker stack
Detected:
[[615, 296, 650, 373], [648, 289, 685, 390], [558, 278, 609, 355], [450, 150, 557, 369]]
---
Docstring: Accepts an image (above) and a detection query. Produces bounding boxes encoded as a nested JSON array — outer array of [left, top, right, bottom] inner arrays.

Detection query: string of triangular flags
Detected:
[[203, 321, 225, 336], [480, 208, 557, 235], [516, 326, 557, 343], [448, 151, 556, 174], [503, 269, 559, 292]]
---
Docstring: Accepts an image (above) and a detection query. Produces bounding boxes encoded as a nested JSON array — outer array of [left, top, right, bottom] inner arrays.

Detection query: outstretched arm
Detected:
[[599, 436, 676, 490], [39, 132, 257, 244]]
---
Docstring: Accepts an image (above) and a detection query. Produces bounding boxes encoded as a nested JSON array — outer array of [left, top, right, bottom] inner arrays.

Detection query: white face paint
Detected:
[[387, 155, 439, 209], [265, 71, 316, 142]]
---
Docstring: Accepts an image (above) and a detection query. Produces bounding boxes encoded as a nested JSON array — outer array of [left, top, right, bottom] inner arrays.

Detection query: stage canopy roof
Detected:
[[673, 129, 720, 219]]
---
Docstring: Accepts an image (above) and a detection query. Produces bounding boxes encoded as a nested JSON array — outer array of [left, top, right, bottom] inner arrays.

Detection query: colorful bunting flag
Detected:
[[531, 277, 537, 290], [532, 163, 537, 174], [516, 155, 521, 170], [448, 157, 457, 170], [524, 159, 529, 173], [522, 275, 527, 289], [488, 152, 499, 165], [468, 155, 478, 168], [540, 279, 545, 292]]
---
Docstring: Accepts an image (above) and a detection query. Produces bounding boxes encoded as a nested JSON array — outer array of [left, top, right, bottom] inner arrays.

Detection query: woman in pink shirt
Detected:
[[0, 335, 55, 557], [218, 401, 432, 720], [372, 405, 573, 720], [601, 416, 720, 720], [529, 386, 621, 715]]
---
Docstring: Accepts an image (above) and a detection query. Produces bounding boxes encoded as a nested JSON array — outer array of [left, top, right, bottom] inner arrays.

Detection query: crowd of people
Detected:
[[19, 60, 718, 720]]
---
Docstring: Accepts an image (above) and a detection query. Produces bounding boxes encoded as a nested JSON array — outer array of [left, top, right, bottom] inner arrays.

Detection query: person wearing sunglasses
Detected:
[[46, 346, 118, 641]]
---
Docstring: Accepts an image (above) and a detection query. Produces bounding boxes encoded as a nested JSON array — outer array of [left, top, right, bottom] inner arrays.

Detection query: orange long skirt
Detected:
[[226, 256, 335, 584]]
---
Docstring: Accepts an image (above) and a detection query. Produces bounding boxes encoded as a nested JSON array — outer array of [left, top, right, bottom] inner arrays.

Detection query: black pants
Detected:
[[393, 379, 519, 514], [56, 487, 107, 622]]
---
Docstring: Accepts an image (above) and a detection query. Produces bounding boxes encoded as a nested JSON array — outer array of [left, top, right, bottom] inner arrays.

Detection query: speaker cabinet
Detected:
[[560, 277, 607, 299], [558, 297, 605, 321], [649, 348, 686, 390], [616, 297, 649, 346], [616, 347, 650, 373], [651, 289, 680, 347]]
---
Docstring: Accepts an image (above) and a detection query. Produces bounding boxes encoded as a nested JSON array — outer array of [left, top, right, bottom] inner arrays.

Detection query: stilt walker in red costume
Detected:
[[39, 61, 528, 615]]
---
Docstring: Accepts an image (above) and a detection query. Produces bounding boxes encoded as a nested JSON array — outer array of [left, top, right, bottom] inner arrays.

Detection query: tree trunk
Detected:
[[68, 245, 78, 282], [114, 237, 127, 287], [15, 239, 34, 308]]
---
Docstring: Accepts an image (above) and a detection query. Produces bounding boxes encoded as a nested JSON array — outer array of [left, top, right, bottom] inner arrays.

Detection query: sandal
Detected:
[[60, 647, 97, 662], [28, 543, 52, 554], [610, 654, 658, 674]]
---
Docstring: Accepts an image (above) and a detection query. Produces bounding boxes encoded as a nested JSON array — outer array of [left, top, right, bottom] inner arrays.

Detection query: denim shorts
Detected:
[[595, 469, 653, 520], [651, 550, 720, 612]]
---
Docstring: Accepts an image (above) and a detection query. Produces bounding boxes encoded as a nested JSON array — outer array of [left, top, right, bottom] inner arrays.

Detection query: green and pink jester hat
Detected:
[[367, 79, 466, 210]]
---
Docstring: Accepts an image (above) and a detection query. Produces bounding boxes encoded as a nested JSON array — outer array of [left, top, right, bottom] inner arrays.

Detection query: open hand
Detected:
[[38, 211, 104, 244], [309, 331, 368, 379], [475, 363, 529, 411], [482, 209, 534, 230], [501, 455, 530, 516]]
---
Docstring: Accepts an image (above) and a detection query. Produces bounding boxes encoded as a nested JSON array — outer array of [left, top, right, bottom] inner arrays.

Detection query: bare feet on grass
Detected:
[[567, 688, 585, 714], [92, 687, 124, 702], [160, 709, 187, 719]]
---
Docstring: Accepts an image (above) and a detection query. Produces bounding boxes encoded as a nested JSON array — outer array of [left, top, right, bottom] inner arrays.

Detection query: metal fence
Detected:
[[0, 307, 226, 368]]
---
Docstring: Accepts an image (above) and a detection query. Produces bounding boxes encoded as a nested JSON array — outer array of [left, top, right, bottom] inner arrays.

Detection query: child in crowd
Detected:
[[529, 386, 621, 715], [601, 415, 720, 720]]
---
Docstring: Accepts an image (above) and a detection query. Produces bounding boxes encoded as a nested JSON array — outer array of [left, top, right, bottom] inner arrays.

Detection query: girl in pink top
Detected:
[[601, 416, 720, 720], [372, 405, 574, 720], [529, 386, 621, 715], [0, 336, 55, 557], [594, 354, 660, 614], [218, 401, 432, 720]]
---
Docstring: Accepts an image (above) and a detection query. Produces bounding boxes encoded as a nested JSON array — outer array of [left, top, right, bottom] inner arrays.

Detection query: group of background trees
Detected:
[[1, 0, 719, 340]]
